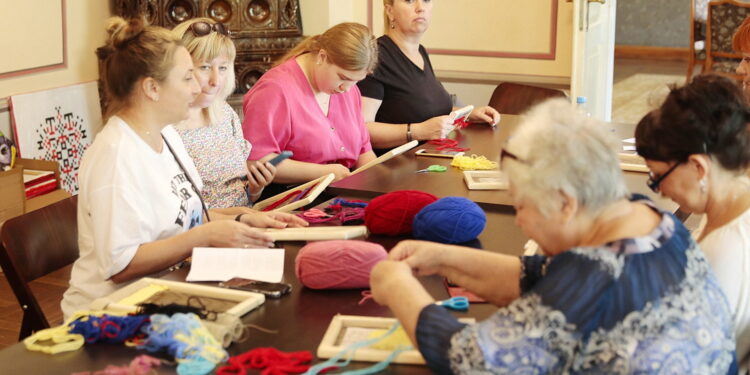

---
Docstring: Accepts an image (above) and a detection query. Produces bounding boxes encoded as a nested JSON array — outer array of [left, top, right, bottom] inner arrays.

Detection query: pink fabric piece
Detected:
[[241, 59, 372, 168]]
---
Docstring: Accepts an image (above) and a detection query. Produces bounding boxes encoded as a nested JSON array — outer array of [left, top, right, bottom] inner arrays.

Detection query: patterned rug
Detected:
[[612, 73, 685, 124]]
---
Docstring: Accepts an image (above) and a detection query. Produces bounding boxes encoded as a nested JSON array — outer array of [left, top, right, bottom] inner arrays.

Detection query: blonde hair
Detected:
[[276, 23, 378, 73], [96, 17, 182, 119], [733, 16, 750, 53], [173, 18, 237, 125]]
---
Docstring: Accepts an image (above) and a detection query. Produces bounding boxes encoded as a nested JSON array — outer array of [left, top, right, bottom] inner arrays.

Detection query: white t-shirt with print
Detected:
[[695, 209, 750, 371], [61, 117, 204, 318]]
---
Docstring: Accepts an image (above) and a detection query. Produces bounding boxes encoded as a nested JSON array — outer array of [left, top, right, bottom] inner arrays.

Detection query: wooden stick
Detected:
[[262, 225, 368, 241], [253, 173, 335, 212], [351, 140, 419, 175]]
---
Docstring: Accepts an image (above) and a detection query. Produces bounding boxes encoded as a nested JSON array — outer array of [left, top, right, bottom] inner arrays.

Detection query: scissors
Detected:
[[436, 296, 469, 311], [415, 165, 448, 174]]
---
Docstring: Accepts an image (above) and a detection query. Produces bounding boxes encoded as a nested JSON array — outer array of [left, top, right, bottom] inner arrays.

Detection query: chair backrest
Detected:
[[0, 196, 78, 339], [705, 0, 750, 76], [487, 82, 567, 115]]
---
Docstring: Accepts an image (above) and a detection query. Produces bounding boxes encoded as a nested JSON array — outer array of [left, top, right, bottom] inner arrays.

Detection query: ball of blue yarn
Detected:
[[412, 197, 486, 244]]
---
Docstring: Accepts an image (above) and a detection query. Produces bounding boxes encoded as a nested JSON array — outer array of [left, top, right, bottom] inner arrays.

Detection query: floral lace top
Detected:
[[175, 102, 251, 209], [416, 199, 738, 374]]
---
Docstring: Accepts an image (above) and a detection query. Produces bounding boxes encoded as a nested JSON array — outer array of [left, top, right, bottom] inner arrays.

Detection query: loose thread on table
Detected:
[[427, 139, 469, 152]]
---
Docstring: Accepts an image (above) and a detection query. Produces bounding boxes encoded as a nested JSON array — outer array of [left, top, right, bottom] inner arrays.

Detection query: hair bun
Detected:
[[105, 17, 146, 49]]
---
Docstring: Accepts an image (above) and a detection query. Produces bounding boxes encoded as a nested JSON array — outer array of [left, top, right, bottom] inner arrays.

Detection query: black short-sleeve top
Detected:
[[357, 35, 453, 125]]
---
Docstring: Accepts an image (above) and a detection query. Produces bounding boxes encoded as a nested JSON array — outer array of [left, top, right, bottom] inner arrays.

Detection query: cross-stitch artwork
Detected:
[[10, 82, 103, 194]]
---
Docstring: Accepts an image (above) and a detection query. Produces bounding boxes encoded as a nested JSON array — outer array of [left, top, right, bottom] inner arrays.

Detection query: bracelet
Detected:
[[235, 214, 245, 222], [406, 123, 413, 142]]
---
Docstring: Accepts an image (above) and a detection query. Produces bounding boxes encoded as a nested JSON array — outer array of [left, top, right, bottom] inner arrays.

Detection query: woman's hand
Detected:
[[468, 106, 501, 125], [388, 240, 446, 276], [369, 260, 416, 306], [202, 220, 274, 248], [415, 115, 452, 140], [247, 161, 276, 197], [239, 210, 308, 228], [324, 164, 352, 181]]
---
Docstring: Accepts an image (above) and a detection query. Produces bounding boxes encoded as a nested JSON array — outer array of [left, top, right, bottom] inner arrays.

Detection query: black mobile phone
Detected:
[[219, 278, 292, 298], [268, 151, 293, 166]]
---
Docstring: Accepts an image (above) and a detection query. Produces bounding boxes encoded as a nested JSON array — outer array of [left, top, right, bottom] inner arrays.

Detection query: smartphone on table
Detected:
[[219, 277, 292, 299]]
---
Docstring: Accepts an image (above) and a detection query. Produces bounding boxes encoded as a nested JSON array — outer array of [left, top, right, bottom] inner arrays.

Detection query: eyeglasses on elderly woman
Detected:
[[189, 21, 230, 37], [646, 161, 684, 193]]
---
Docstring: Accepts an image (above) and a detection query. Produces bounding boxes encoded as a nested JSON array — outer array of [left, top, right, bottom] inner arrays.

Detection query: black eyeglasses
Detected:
[[500, 148, 529, 165], [647, 161, 682, 193], [189, 21, 230, 37]]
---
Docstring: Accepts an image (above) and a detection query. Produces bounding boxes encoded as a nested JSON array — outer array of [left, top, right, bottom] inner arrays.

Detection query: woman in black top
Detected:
[[358, 0, 500, 153]]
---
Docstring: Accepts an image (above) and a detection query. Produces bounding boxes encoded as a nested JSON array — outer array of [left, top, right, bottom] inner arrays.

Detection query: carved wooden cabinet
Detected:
[[112, 0, 304, 110]]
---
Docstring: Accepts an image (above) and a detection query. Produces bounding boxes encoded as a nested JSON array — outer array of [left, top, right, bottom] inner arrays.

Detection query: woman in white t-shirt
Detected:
[[636, 74, 750, 370], [61, 17, 306, 318]]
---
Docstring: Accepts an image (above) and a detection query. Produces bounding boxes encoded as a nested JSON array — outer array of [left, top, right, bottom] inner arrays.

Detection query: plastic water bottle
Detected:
[[576, 96, 591, 117]]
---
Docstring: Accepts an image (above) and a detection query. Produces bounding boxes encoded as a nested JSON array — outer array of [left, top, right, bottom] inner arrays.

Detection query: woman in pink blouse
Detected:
[[242, 23, 378, 185]]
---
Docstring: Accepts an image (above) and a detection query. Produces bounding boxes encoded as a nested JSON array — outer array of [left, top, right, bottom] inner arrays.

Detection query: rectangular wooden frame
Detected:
[[89, 277, 265, 317], [463, 170, 508, 190], [253, 173, 335, 212], [618, 153, 649, 173], [351, 140, 418, 175], [262, 225, 368, 241], [318, 315, 475, 364]]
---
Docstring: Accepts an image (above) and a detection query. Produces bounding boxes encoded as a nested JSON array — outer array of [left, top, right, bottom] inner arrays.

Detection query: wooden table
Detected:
[[329, 114, 677, 212], [0, 207, 521, 374]]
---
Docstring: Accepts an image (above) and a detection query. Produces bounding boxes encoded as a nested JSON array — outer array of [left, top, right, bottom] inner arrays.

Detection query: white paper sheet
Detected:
[[186, 247, 285, 283]]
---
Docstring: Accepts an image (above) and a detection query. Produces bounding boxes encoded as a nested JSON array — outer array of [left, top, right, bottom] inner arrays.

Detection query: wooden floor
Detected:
[[0, 57, 687, 350]]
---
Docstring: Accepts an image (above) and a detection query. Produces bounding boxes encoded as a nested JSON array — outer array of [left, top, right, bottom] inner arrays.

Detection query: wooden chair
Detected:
[[705, 0, 750, 79], [487, 82, 567, 115], [0, 196, 78, 340], [687, 0, 709, 81]]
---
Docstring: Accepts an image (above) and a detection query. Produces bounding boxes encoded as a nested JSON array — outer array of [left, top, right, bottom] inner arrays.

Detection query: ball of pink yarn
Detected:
[[295, 240, 387, 289]]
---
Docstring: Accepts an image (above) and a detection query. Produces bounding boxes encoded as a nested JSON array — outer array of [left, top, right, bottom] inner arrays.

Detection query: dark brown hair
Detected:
[[636, 74, 750, 172]]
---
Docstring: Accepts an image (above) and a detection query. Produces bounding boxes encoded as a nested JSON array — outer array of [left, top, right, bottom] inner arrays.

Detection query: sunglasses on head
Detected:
[[189, 21, 230, 37]]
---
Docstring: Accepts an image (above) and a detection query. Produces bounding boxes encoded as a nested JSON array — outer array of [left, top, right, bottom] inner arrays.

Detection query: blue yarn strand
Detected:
[[303, 323, 410, 375], [332, 198, 368, 208]]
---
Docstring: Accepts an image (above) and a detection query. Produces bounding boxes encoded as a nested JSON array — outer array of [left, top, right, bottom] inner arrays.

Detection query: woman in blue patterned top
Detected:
[[369, 98, 737, 374]]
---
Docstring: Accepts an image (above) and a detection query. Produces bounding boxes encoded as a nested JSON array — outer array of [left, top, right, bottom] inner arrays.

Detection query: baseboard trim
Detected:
[[435, 70, 570, 90], [615, 45, 689, 61]]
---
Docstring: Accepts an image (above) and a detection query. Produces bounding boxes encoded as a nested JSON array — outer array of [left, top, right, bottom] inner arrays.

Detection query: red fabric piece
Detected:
[[453, 117, 471, 129], [262, 189, 302, 211], [216, 347, 313, 375], [364, 190, 438, 235]]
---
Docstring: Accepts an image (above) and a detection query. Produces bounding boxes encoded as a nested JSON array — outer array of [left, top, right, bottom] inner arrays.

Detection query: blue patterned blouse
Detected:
[[416, 202, 738, 374]]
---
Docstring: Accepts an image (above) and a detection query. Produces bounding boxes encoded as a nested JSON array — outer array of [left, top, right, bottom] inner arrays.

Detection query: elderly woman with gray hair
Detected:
[[369, 98, 737, 374]]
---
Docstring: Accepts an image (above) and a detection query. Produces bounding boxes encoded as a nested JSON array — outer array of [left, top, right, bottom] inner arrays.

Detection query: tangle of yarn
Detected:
[[302, 323, 412, 375], [138, 313, 227, 375], [297, 199, 366, 225], [70, 355, 161, 375], [69, 314, 151, 345], [427, 139, 469, 152], [216, 347, 313, 375], [450, 154, 498, 170]]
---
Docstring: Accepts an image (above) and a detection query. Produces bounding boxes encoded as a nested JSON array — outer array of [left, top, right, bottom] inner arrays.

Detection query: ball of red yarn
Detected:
[[295, 240, 387, 289], [364, 190, 438, 235]]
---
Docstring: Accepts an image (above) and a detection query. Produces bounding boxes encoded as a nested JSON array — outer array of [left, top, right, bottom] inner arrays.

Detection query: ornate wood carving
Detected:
[[111, 0, 304, 110]]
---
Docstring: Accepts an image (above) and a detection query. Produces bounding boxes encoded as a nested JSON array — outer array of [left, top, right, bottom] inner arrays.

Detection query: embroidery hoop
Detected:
[[253, 173, 335, 212]]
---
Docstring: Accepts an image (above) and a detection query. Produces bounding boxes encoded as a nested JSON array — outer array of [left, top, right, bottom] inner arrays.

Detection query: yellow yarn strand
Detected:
[[23, 310, 126, 354], [451, 154, 498, 170], [367, 324, 412, 351]]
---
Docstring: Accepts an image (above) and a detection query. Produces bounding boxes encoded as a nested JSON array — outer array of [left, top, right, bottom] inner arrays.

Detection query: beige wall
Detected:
[[301, 0, 572, 85], [0, 0, 111, 100]]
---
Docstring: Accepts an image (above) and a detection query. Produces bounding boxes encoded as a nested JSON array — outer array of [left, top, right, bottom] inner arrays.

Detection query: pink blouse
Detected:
[[241, 58, 372, 168]]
